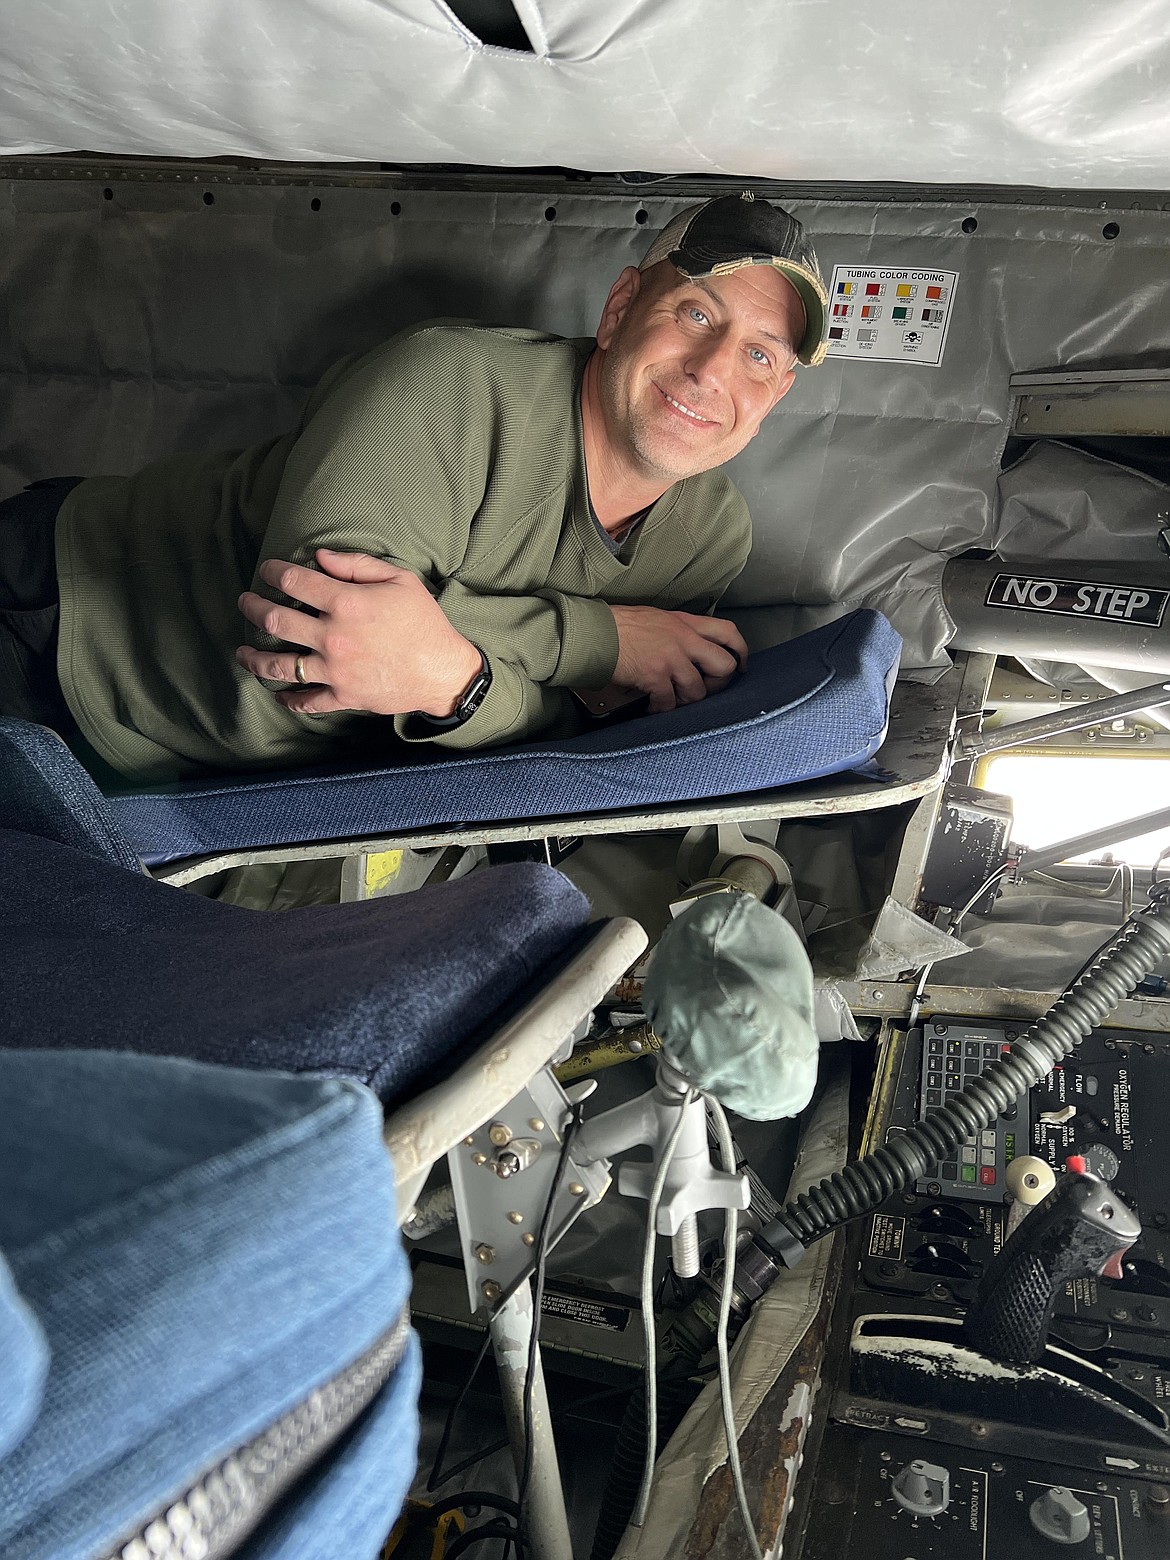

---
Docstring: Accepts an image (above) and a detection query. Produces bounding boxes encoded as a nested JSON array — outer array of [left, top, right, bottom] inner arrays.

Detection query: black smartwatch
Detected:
[[417, 651, 492, 730]]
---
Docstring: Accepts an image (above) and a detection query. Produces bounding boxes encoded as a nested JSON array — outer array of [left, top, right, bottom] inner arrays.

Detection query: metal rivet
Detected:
[[475, 1244, 496, 1264], [507, 1211, 524, 1225], [463, 1136, 475, 1146], [489, 1123, 513, 1147], [569, 1183, 585, 1197], [529, 1118, 546, 1132], [971, 1422, 989, 1438], [471, 1152, 488, 1166], [522, 1233, 536, 1246], [627, 1039, 643, 1053]]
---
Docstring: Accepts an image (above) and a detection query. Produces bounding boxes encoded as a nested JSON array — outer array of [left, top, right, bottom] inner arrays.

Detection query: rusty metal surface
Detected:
[[680, 1276, 842, 1559]]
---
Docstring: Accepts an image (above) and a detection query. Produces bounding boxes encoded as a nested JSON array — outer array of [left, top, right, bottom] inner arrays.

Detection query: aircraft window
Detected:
[[981, 751, 1170, 868]]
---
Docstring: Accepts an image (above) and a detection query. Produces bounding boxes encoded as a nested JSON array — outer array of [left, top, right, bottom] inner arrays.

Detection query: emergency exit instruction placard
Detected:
[[825, 266, 959, 366]]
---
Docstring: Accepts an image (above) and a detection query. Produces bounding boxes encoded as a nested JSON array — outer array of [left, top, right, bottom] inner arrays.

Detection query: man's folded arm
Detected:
[[391, 579, 619, 749]]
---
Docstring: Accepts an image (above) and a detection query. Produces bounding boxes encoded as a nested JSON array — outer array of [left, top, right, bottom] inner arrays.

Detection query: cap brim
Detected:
[[672, 253, 828, 366], [772, 261, 829, 367]]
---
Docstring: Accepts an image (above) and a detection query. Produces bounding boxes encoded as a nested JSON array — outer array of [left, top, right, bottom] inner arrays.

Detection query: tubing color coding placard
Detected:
[[825, 266, 959, 365]]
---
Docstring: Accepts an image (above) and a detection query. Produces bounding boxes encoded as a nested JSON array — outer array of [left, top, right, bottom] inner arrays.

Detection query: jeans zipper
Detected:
[[99, 1308, 412, 1560]]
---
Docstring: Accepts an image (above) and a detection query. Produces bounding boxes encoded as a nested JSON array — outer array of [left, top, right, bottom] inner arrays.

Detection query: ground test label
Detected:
[[825, 266, 959, 366]]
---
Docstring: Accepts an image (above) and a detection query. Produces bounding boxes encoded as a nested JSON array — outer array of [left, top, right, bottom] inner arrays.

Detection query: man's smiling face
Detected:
[[593, 260, 804, 484]]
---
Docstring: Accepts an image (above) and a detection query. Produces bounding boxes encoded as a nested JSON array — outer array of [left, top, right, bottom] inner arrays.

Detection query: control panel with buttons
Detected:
[[914, 1022, 1031, 1202]]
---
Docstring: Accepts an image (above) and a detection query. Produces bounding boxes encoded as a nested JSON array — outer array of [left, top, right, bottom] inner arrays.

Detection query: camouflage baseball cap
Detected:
[[639, 193, 828, 366]]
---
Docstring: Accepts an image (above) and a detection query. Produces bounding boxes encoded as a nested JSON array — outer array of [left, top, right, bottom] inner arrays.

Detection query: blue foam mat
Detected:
[[107, 609, 901, 864]]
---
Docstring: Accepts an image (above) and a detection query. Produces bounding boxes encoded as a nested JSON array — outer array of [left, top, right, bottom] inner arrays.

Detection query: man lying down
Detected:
[[0, 196, 826, 784]]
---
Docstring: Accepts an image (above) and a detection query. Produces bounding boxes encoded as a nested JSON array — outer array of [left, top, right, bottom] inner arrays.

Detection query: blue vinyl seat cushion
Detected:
[[105, 609, 902, 864], [0, 834, 590, 1104], [0, 1048, 419, 1560]]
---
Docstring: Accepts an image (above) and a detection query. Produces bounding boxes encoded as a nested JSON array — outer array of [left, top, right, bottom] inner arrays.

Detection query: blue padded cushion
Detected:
[[0, 1048, 417, 1560], [0, 1253, 49, 1463], [0, 718, 141, 873], [0, 836, 591, 1105], [106, 609, 901, 864]]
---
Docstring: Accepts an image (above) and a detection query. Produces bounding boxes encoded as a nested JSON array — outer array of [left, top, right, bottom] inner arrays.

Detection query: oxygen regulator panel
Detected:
[[789, 1017, 1170, 1560]]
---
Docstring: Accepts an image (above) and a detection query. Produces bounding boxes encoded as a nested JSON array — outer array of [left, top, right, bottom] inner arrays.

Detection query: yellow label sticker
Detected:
[[365, 849, 404, 898]]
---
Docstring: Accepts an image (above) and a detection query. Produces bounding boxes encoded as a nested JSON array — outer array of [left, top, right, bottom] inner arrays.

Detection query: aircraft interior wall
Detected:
[[3, 172, 1170, 680]]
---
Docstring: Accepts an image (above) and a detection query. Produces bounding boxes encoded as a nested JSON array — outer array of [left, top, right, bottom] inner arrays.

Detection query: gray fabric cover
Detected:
[[642, 893, 819, 1122], [2, 2, 1168, 186], [4, 184, 1169, 679]]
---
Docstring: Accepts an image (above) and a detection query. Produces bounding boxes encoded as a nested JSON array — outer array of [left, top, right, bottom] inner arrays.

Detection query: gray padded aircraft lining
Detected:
[[2, 181, 1168, 674], [2, 1, 1170, 188]]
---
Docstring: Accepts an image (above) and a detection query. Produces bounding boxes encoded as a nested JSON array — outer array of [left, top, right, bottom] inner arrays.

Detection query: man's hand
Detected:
[[236, 549, 482, 717], [609, 605, 748, 712]]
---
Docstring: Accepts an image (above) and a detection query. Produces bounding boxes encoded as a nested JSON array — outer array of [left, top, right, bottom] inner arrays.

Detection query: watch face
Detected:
[[457, 660, 492, 722]]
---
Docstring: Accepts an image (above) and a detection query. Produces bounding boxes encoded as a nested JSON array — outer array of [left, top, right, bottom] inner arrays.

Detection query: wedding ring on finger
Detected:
[[294, 655, 309, 686]]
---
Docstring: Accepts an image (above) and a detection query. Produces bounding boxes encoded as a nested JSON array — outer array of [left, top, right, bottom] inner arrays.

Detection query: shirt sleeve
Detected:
[[247, 332, 618, 748]]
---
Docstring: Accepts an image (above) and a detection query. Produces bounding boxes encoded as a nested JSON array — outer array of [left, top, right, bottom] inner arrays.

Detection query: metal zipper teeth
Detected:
[[99, 1308, 412, 1560]]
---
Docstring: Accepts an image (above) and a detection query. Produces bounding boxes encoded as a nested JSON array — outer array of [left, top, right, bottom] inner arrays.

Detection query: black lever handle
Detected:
[[962, 1170, 1140, 1365]]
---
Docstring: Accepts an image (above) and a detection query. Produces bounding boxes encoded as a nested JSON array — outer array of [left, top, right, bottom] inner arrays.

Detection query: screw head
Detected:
[[507, 1211, 524, 1225], [474, 1244, 496, 1264], [471, 1152, 488, 1166], [488, 1123, 513, 1147], [971, 1422, 989, 1438], [481, 1280, 501, 1302]]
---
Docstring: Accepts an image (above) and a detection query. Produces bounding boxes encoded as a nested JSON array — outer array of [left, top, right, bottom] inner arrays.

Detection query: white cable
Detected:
[[632, 1087, 697, 1529], [1029, 865, 1125, 898], [707, 1094, 765, 1560]]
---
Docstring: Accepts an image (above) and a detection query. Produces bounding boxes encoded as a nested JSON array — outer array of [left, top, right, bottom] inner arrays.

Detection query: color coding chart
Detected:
[[825, 266, 959, 365]]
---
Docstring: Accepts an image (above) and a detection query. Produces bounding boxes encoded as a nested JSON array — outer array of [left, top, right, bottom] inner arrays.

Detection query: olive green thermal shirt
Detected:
[[55, 322, 751, 781]]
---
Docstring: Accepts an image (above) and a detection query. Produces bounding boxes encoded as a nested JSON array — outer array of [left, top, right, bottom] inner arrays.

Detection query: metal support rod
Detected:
[[1020, 805, 1170, 876], [488, 1282, 573, 1560], [959, 682, 1170, 760]]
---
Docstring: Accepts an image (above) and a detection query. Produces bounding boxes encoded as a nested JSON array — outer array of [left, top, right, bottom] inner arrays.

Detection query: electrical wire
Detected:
[[442, 1517, 518, 1557], [907, 860, 1016, 1028], [427, 1329, 494, 1490], [431, 1107, 584, 1555], [707, 1093, 765, 1560], [1029, 863, 1130, 899], [518, 1101, 585, 1512], [631, 1087, 697, 1529]]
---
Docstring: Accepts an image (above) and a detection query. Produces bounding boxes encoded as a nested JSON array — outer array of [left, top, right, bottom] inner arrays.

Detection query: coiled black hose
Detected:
[[589, 1370, 696, 1560], [774, 889, 1170, 1250]]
